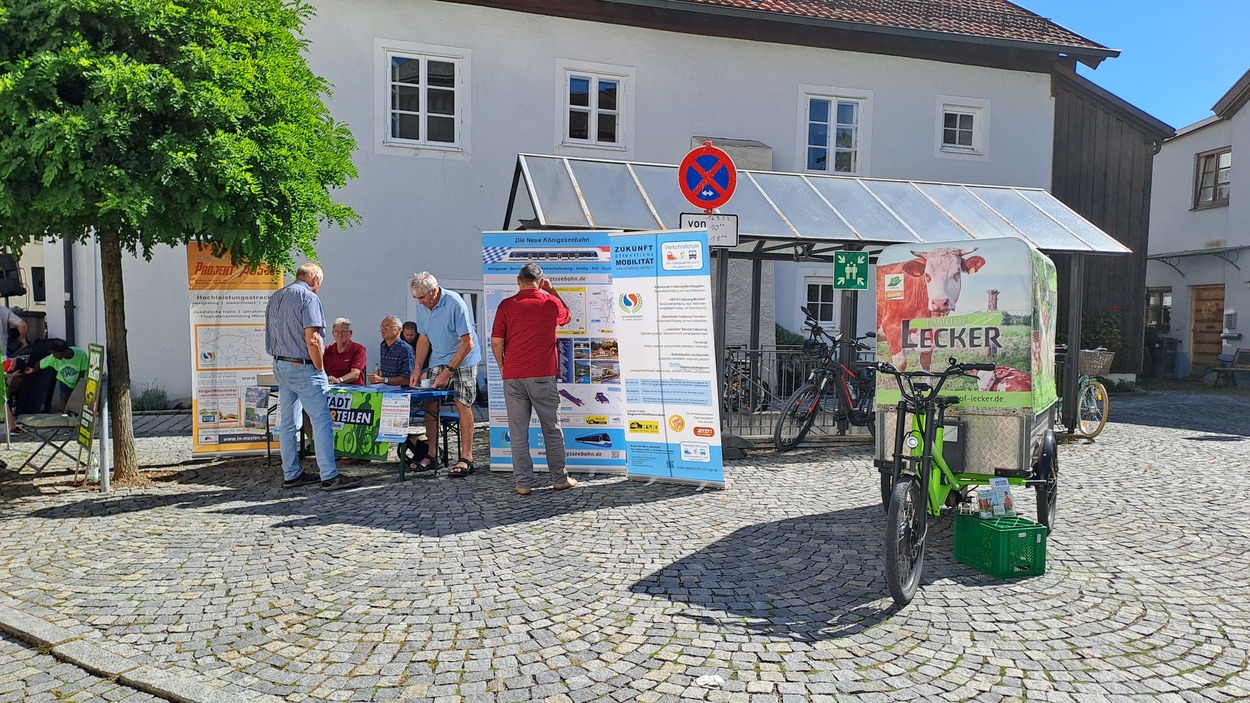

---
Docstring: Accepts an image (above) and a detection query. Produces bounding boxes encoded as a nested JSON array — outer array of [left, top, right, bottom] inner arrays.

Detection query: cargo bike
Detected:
[[872, 238, 1059, 606]]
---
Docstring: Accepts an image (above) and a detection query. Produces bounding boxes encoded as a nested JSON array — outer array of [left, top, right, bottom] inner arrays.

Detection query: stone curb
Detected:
[[0, 603, 282, 703]]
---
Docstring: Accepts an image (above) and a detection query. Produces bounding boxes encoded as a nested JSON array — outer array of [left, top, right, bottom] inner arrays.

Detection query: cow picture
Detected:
[[876, 246, 986, 371]]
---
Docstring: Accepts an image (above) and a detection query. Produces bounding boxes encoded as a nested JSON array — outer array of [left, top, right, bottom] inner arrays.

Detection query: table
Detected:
[[329, 384, 454, 478]]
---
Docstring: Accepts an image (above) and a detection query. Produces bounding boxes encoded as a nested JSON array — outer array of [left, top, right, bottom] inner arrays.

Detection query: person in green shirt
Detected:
[[39, 339, 88, 412]]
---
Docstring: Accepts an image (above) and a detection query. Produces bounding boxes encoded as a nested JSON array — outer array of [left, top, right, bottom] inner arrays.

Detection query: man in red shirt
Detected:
[[490, 263, 574, 495]]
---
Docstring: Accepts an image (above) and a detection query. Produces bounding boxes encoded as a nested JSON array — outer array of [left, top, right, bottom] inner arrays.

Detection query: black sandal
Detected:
[[399, 439, 435, 473], [410, 456, 437, 473], [449, 457, 475, 478]]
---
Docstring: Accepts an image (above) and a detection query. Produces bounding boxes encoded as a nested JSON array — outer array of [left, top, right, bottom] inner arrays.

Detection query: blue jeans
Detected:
[[273, 361, 338, 481]]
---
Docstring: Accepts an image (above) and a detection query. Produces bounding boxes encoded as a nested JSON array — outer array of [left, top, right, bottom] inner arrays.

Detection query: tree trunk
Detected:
[[100, 232, 139, 482]]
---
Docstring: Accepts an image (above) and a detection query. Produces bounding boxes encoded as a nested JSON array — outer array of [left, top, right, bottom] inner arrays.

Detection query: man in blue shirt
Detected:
[[408, 271, 481, 477], [264, 263, 362, 491], [368, 316, 415, 385]]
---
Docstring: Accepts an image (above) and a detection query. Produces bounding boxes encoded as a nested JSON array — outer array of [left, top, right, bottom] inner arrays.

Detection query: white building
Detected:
[[24, 0, 1134, 400], [1147, 68, 1248, 377]]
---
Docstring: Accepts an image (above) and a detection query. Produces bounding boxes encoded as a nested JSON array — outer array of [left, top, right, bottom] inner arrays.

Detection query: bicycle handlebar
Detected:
[[874, 357, 993, 405]]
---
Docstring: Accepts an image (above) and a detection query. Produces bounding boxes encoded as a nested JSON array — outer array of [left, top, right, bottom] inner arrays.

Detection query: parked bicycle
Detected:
[[722, 349, 772, 413], [773, 306, 876, 451], [1055, 345, 1109, 439]]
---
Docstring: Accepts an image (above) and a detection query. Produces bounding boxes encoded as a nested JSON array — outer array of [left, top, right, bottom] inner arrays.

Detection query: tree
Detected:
[[0, 0, 359, 483]]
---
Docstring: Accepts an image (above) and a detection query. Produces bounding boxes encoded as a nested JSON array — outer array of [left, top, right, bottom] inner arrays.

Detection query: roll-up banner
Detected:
[[610, 229, 725, 488], [187, 244, 283, 455], [483, 231, 628, 474]]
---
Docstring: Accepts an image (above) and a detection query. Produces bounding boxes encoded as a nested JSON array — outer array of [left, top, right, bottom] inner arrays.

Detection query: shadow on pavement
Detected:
[[1112, 392, 1250, 436], [24, 459, 687, 539], [629, 504, 936, 642]]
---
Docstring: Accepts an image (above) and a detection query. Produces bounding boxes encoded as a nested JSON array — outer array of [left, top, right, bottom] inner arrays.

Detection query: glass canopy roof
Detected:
[[508, 154, 1131, 258]]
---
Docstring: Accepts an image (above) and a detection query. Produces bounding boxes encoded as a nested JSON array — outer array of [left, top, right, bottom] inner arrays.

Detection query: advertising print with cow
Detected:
[[875, 238, 1057, 415]]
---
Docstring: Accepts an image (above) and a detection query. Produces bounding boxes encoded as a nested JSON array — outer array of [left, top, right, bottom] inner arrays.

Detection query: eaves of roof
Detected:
[[604, 0, 1119, 67], [1053, 68, 1173, 139], [1212, 68, 1250, 119]]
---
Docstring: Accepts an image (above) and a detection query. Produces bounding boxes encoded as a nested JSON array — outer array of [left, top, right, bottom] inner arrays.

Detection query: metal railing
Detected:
[[720, 345, 875, 441]]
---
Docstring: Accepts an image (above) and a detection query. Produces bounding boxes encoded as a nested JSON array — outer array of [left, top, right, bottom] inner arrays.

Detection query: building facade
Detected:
[[1147, 69, 1248, 377], [26, 0, 1150, 399]]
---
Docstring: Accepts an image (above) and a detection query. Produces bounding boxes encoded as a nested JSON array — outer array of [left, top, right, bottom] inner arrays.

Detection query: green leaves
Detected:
[[0, 0, 359, 266]]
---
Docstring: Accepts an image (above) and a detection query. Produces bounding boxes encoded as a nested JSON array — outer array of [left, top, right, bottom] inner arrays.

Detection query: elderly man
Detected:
[[490, 262, 576, 495], [368, 316, 414, 386], [324, 318, 366, 386], [408, 271, 481, 477], [264, 263, 362, 491]]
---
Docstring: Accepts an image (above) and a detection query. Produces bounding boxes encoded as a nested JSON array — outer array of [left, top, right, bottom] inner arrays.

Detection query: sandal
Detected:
[[410, 456, 437, 473], [449, 457, 475, 478], [399, 439, 436, 473]]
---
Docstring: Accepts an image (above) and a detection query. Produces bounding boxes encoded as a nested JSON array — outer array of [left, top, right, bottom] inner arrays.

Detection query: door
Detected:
[[1190, 284, 1225, 372]]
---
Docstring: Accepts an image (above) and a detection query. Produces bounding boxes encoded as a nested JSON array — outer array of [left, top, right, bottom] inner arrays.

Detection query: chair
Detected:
[[14, 379, 88, 474]]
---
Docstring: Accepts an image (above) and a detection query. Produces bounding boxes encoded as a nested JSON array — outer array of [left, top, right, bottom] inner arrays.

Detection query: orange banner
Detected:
[[186, 244, 283, 291]]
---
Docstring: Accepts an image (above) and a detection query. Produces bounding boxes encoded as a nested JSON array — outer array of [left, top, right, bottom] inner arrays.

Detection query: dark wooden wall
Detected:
[[1051, 70, 1172, 375]]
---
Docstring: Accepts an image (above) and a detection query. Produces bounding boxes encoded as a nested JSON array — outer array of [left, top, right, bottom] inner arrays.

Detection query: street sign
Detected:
[[678, 143, 737, 210], [833, 251, 869, 290], [680, 213, 739, 247]]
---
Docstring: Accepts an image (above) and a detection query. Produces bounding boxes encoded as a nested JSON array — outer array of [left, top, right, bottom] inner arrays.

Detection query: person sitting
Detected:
[[368, 316, 414, 386], [0, 305, 27, 357], [39, 339, 88, 413], [324, 317, 366, 385], [401, 321, 430, 373]]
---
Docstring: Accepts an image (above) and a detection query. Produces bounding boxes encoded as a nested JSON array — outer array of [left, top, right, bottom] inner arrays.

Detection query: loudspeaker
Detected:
[[0, 254, 25, 298]]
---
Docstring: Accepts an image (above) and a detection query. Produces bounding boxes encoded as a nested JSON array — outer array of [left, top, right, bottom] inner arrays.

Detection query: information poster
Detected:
[[611, 229, 724, 487], [76, 344, 105, 449], [482, 231, 628, 473], [187, 244, 283, 454]]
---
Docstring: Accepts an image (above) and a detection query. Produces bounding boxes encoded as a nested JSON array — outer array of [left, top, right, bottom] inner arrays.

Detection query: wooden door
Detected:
[[1190, 284, 1225, 372]]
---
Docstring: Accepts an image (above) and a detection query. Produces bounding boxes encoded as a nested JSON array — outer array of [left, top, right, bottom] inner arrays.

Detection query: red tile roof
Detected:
[[679, 0, 1111, 53]]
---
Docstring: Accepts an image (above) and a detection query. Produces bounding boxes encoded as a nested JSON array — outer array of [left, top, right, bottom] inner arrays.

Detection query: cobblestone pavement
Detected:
[[2, 391, 1249, 702], [0, 631, 165, 703]]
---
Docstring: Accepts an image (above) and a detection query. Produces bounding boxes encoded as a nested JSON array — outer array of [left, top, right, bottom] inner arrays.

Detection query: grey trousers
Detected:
[[504, 377, 568, 487]]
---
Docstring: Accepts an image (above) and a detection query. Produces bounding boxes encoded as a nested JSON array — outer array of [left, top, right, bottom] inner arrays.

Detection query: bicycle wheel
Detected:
[[885, 474, 925, 606], [1077, 380, 1109, 438], [1035, 430, 1058, 531], [774, 383, 819, 451]]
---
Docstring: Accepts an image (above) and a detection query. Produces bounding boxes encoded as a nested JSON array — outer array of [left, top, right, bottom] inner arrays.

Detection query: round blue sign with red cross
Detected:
[[679, 143, 737, 210]]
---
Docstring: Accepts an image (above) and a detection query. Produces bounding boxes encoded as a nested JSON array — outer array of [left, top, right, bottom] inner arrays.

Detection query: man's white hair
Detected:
[[382, 315, 402, 328], [409, 271, 438, 296], [332, 317, 352, 330], [296, 262, 323, 282]]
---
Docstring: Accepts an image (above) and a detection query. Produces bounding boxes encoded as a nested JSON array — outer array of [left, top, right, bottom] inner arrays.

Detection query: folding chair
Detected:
[[14, 379, 88, 474]]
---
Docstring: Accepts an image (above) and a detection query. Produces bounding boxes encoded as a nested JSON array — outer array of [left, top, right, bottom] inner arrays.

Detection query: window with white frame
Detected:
[[805, 278, 837, 324], [564, 71, 623, 147], [805, 97, 862, 173], [1194, 148, 1231, 208], [935, 96, 989, 158], [387, 52, 458, 146]]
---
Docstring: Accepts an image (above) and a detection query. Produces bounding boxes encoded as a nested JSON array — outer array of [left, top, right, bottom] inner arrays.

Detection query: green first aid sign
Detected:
[[833, 251, 868, 290]]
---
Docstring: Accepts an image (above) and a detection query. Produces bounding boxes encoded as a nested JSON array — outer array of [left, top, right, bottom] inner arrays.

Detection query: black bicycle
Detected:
[[721, 348, 772, 414], [774, 307, 876, 451]]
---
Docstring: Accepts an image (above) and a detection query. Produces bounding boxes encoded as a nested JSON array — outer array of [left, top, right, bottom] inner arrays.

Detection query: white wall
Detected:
[[1148, 108, 1247, 375], [45, 0, 1058, 398]]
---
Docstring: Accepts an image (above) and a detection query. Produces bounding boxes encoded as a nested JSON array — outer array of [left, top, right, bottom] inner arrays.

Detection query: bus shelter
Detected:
[[501, 153, 1130, 437]]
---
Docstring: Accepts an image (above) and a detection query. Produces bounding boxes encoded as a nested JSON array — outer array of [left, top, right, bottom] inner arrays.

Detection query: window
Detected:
[[1145, 288, 1171, 330], [806, 97, 861, 173], [934, 96, 989, 159], [805, 278, 836, 324], [388, 53, 458, 145], [566, 73, 619, 145], [31, 266, 45, 303], [1194, 148, 1231, 207], [375, 39, 470, 156], [942, 111, 976, 151]]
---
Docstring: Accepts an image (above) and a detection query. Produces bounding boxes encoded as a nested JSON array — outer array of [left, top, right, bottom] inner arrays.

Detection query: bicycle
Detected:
[[721, 348, 772, 414], [773, 307, 876, 451], [1055, 345, 1109, 439], [875, 357, 1058, 606]]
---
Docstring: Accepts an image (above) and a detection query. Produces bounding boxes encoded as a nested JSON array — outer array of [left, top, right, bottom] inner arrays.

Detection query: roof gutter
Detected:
[[602, 0, 1119, 67]]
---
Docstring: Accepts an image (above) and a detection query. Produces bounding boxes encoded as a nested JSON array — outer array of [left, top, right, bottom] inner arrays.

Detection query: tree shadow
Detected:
[[24, 459, 688, 539], [629, 505, 965, 642]]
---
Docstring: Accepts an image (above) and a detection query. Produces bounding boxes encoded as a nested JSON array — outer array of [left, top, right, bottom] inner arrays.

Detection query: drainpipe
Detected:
[[63, 240, 76, 345]]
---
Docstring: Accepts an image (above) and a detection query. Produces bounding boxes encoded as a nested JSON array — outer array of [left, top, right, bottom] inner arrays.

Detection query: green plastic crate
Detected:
[[953, 514, 1047, 578]]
